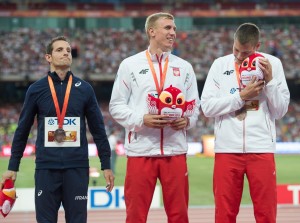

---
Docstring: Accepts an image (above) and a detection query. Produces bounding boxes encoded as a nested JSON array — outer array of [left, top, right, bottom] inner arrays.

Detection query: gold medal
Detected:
[[235, 107, 247, 121], [54, 128, 66, 143]]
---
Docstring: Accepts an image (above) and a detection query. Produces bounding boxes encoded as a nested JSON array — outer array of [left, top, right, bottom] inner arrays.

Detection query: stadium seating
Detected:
[[219, 2, 256, 10], [1, 25, 300, 80], [267, 1, 300, 9], [2, 0, 300, 11], [0, 2, 17, 10], [27, 2, 67, 10], [179, 3, 210, 10], [122, 3, 163, 11], [75, 3, 114, 11]]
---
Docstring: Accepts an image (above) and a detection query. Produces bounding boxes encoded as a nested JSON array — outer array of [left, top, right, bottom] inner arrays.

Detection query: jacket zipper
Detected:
[[158, 55, 165, 155], [243, 119, 246, 153], [128, 131, 132, 143], [59, 81, 64, 164], [160, 129, 164, 155]]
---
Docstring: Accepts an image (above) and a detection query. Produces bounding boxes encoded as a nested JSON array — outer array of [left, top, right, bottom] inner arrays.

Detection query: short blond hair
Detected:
[[145, 12, 174, 39]]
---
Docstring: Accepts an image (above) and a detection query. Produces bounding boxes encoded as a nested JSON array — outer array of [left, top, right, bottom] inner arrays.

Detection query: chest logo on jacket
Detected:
[[230, 88, 239, 94], [172, 67, 180, 76], [223, 70, 234, 75], [139, 69, 149, 74], [75, 81, 81, 87]]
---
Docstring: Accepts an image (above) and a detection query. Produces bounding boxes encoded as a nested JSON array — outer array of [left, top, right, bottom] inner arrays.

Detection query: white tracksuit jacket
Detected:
[[201, 53, 290, 153], [109, 50, 200, 156]]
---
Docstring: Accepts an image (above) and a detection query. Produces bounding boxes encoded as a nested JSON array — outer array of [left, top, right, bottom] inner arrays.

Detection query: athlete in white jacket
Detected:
[[110, 12, 200, 223], [110, 50, 199, 156], [201, 23, 290, 223]]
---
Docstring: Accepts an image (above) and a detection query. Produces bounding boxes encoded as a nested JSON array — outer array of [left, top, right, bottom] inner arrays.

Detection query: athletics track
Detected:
[[2, 205, 300, 222]]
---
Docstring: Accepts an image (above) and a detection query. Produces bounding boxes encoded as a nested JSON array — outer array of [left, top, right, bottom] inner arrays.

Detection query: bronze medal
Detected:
[[54, 128, 66, 143], [235, 107, 247, 121]]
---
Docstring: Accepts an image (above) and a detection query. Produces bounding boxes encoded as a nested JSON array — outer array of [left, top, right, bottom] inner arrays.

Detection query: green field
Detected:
[[0, 155, 299, 206]]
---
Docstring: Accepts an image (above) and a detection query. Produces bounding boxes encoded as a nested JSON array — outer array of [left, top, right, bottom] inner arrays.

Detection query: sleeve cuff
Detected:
[[100, 156, 111, 170], [8, 158, 20, 172], [235, 92, 245, 107]]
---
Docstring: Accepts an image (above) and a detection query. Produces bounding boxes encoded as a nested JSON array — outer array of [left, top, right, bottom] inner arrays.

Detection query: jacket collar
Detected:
[[146, 48, 171, 62], [48, 71, 72, 83]]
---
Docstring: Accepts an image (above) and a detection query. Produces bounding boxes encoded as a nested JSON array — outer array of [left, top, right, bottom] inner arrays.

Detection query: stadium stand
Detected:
[[178, 2, 210, 10], [219, 2, 256, 10], [0, 25, 300, 80], [0, 2, 17, 10], [2, 0, 300, 11], [75, 2, 114, 11], [26, 2, 67, 10], [122, 3, 163, 11], [267, 1, 300, 9]]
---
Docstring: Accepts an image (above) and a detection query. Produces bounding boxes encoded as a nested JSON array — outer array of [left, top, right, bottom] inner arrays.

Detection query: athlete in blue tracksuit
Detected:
[[0, 36, 115, 223]]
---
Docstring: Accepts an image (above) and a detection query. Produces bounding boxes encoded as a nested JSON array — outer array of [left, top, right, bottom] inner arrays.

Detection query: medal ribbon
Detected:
[[146, 51, 169, 96], [146, 51, 169, 156], [234, 62, 242, 91], [234, 62, 247, 121], [48, 75, 73, 129]]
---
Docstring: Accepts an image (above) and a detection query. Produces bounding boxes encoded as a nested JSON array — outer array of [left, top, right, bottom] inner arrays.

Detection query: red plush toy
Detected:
[[239, 53, 265, 88], [0, 179, 17, 218], [147, 85, 196, 119]]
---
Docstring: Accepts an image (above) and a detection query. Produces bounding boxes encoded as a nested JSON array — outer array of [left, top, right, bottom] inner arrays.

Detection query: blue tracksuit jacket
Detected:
[[8, 71, 111, 171]]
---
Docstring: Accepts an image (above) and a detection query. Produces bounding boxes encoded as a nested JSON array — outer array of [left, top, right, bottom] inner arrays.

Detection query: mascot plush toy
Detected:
[[0, 179, 16, 218], [239, 53, 265, 88], [147, 85, 196, 120]]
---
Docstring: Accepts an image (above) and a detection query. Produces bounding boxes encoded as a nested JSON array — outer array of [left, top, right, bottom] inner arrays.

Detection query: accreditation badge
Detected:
[[44, 117, 80, 147]]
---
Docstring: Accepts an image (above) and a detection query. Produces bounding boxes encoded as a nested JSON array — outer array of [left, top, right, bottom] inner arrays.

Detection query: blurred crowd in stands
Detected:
[[1, 0, 300, 11], [0, 100, 299, 150], [1, 25, 300, 80]]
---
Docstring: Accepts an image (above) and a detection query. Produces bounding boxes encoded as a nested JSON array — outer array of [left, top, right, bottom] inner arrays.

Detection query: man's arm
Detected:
[[109, 60, 144, 132], [262, 57, 290, 119], [8, 86, 37, 171], [201, 58, 246, 118]]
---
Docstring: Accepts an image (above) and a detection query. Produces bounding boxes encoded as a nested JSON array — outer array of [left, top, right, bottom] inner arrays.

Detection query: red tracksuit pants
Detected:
[[214, 153, 277, 223], [125, 154, 189, 223]]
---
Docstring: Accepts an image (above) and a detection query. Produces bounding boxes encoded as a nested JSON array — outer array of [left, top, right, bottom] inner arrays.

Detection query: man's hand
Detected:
[[143, 114, 172, 129], [240, 77, 265, 100], [0, 171, 17, 189], [170, 117, 189, 130], [258, 58, 273, 83], [103, 169, 115, 192]]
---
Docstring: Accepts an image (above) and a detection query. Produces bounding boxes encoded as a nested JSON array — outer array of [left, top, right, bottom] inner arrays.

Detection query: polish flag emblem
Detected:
[[173, 67, 180, 76]]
